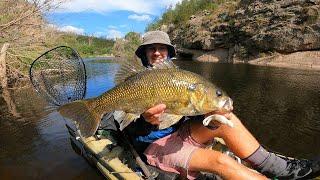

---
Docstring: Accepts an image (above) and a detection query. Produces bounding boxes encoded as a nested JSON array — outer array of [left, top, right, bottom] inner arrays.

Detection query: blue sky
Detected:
[[46, 0, 182, 39]]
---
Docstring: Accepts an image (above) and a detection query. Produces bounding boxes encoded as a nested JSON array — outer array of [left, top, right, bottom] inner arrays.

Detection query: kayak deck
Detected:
[[67, 124, 143, 179]]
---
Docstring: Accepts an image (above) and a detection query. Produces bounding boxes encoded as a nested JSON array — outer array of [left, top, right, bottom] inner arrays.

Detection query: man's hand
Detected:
[[142, 104, 166, 126], [203, 111, 235, 129]]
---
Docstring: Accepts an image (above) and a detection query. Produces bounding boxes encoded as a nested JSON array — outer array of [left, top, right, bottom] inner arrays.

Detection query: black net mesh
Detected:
[[29, 46, 86, 106]]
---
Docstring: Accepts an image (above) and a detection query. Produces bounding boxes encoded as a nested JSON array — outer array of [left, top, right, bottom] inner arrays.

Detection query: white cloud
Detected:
[[57, 25, 85, 34], [55, 0, 183, 15], [128, 14, 151, 22], [87, 28, 124, 39], [92, 31, 105, 37], [106, 29, 123, 39], [47, 24, 85, 35], [46, 23, 58, 29], [108, 25, 118, 29]]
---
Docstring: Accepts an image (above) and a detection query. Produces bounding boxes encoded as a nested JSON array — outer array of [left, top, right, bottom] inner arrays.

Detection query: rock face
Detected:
[[236, 0, 320, 53], [168, 0, 320, 61]]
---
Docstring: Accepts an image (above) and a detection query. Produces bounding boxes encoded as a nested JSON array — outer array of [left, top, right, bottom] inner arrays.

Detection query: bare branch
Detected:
[[0, 10, 38, 31], [0, 0, 69, 78]]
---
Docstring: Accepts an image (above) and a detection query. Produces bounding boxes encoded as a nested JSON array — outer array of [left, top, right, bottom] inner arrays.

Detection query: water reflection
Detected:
[[175, 61, 320, 158], [0, 59, 110, 179], [84, 59, 119, 98], [0, 59, 319, 179]]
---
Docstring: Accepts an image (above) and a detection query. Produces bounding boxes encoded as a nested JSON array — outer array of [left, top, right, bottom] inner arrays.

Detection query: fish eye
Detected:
[[216, 90, 222, 97]]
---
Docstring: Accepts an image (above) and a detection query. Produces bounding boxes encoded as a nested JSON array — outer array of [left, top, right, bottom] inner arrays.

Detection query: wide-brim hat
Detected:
[[135, 30, 176, 59]]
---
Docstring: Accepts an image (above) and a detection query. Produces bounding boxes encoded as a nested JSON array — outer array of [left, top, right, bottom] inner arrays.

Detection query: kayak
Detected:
[[65, 122, 241, 180], [66, 123, 182, 179]]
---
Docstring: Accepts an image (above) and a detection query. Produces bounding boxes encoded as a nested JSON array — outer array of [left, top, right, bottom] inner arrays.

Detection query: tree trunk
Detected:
[[0, 43, 9, 88], [0, 43, 20, 117]]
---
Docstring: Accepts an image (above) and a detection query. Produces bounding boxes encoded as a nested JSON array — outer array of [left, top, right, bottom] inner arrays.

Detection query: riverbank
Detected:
[[178, 48, 320, 71], [152, 0, 320, 72], [246, 51, 320, 71]]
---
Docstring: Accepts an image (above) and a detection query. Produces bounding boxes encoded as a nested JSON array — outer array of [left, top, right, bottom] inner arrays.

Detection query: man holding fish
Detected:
[[59, 31, 320, 179]]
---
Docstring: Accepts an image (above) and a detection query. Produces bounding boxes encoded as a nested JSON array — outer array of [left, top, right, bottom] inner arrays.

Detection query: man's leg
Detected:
[[245, 146, 320, 179], [189, 113, 320, 179], [189, 113, 260, 159], [188, 148, 267, 180]]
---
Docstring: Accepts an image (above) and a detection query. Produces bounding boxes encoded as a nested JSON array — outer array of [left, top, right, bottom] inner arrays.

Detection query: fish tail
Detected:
[[58, 100, 102, 138]]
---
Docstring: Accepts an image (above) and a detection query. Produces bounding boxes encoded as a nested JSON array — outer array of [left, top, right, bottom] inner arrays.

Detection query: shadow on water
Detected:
[[0, 58, 319, 179]]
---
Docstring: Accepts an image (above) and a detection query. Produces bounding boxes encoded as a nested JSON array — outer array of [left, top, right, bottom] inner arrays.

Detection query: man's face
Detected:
[[145, 43, 168, 65]]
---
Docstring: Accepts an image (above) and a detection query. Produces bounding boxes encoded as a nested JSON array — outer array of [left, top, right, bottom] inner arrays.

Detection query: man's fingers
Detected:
[[149, 118, 160, 125], [223, 112, 235, 119], [145, 104, 166, 115], [142, 104, 166, 125]]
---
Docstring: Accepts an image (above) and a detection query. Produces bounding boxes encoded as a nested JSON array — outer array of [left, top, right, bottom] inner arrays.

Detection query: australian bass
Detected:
[[58, 60, 233, 137]]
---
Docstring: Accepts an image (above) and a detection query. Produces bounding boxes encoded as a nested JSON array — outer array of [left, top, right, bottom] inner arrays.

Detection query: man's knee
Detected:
[[188, 148, 229, 173]]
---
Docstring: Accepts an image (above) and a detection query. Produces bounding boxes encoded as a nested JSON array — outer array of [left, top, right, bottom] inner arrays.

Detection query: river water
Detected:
[[0, 59, 319, 179]]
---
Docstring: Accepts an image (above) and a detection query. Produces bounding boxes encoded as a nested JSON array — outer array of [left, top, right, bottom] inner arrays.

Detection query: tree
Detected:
[[112, 32, 142, 59], [0, 0, 67, 80]]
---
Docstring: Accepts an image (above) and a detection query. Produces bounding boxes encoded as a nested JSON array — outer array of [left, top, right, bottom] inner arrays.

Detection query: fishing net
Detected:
[[29, 46, 86, 106]]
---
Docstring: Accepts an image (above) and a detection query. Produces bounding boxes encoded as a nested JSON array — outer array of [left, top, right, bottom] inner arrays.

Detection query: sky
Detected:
[[46, 0, 182, 39]]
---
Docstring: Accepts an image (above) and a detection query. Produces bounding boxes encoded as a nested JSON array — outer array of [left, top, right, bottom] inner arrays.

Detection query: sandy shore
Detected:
[[247, 51, 320, 71], [190, 49, 320, 71]]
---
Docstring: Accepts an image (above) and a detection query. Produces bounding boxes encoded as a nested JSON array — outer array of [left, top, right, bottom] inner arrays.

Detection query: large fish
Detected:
[[58, 60, 233, 137]]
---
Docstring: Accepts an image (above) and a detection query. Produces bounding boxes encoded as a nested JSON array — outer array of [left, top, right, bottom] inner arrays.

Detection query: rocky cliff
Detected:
[[164, 0, 320, 68]]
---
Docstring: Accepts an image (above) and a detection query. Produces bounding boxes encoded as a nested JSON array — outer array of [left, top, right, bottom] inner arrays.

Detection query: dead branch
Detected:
[[0, 8, 38, 31], [0, 0, 69, 80]]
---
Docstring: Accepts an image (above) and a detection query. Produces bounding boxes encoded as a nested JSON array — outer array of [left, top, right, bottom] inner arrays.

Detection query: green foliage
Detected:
[[112, 32, 141, 58], [124, 32, 141, 57], [56, 34, 114, 57], [146, 0, 229, 31]]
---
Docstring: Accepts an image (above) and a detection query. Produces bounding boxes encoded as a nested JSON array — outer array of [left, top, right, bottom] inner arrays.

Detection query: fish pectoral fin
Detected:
[[58, 101, 101, 138], [158, 113, 183, 129], [113, 110, 140, 130]]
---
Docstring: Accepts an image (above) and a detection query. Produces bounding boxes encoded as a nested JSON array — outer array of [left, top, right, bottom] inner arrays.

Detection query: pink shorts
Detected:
[[144, 121, 206, 179]]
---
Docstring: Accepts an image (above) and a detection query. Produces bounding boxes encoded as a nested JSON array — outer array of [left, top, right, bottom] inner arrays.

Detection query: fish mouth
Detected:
[[219, 98, 233, 112]]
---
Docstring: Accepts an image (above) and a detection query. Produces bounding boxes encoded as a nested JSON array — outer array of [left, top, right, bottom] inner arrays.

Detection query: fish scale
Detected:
[[90, 68, 221, 119]]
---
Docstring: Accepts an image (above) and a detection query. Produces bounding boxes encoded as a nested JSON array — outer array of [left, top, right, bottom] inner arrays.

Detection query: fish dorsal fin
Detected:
[[151, 59, 178, 70], [115, 58, 178, 84], [115, 58, 146, 85]]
